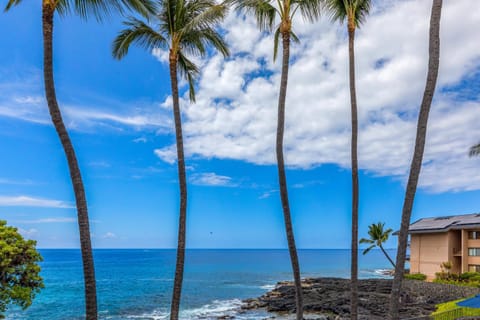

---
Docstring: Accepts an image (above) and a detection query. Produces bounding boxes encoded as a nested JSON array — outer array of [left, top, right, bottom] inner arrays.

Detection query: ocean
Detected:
[[5, 249, 397, 319]]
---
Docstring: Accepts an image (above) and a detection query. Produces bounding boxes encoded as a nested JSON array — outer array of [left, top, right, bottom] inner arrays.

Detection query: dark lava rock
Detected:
[[243, 278, 480, 319]]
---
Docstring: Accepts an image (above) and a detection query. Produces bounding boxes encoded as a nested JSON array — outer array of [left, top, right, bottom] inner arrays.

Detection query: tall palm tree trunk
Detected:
[[169, 52, 188, 320], [348, 24, 359, 320], [379, 244, 395, 268], [277, 31, 303, 320], [389, 1, 442, 319], [42, 2, 97, 319]]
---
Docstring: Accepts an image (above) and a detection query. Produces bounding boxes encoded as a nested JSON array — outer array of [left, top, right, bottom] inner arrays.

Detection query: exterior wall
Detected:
[[410, 233, 450, 279], [466, 232, 480, 270], [447, 230, 462, 274]]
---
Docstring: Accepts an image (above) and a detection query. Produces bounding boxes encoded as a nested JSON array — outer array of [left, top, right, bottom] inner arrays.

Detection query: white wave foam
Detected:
[[260, 284, 276, 290], [181, 299, 243, 319], [110, 299, 264, 320]]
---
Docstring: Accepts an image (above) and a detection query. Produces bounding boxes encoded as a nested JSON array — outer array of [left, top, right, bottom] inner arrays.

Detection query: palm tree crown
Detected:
[[234, 0, 322, 60], [360, 222, 395, 268], [324, 0, 370, 31], [113, 0, 229, 101]]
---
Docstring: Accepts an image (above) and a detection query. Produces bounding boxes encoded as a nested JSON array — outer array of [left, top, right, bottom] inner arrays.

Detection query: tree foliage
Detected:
[[359, 222, 395, 268], [0, 220, 43, 319]]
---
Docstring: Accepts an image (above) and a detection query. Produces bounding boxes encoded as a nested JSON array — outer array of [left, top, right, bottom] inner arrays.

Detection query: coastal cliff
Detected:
[[242, 278, 480, 319]]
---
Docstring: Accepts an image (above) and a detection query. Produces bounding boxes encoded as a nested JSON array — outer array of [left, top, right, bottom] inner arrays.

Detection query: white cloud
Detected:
[[0, 76, 172, 132], [133, 136, 148, 143], [0, 196, 73, 208], [102, 232, 117, 239], [14, 217, 77, 224], [154, 146, 177, 164], [18, 228, 39, 238], [0, 178, 34, 185], [259, 189, 277, 199], [190, 172, 235, 187], [89, 161, 111, 168], [153, 0, 480, 193]]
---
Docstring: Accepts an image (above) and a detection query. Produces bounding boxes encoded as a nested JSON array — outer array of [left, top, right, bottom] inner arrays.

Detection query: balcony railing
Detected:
[[453, 248, 462, 256]]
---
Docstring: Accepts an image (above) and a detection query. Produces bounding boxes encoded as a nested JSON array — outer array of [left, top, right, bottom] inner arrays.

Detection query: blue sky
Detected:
[[0, 0, 479, 249]]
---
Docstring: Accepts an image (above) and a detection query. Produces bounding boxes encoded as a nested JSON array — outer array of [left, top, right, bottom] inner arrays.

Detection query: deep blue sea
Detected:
[[6, 249, 397, 319]]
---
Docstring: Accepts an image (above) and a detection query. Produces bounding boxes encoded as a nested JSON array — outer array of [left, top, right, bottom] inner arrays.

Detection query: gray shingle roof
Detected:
[[408, 213, 480, 233]]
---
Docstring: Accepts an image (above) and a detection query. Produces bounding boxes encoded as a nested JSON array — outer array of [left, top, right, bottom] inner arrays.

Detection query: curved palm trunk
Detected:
[[348, 26, 359, 320], [42, 3, 97, 319], [278, 31, 303, 320], [379, 244, 395, 268], [169, 52, 188, 320], [389, 1, 442, 319]]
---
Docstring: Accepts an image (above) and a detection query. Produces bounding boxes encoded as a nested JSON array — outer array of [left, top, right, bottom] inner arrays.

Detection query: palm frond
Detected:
[[324, 0, 371, 28], [324, 0, 347, 24], [291, 0, 322, 23], [470, 143, 480, 157], [233, 0, 277, 32], [353, 0, 371, 28], [359, 238, 374, 244], [362, 245, 375, 255], [4, 0, 22, 11], [52, 0, 156, 20], [182, 2, 228, 35], [177, 52, 200, 102], [290, 30, 300, 43], [273, 26, 280, 61], [112, 17, 168, 59]]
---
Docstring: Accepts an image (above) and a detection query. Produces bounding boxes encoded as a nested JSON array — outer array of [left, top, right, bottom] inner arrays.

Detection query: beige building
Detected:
[[409, 213, 480, 279]]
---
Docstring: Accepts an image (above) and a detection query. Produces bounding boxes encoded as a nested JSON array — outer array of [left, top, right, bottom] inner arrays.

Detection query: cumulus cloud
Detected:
[[0, 196, 73, 208], [190, 172, 235, 187], [153, 0, 480, 193]]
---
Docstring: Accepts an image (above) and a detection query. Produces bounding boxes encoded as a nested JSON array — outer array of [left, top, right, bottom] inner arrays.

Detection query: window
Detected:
[[468, 248, 480, 256], [469, 265, 480, 272], [469, 231, 480, 240]]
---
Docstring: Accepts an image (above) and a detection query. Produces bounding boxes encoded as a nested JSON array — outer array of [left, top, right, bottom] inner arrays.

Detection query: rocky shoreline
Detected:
[[241, 278, 480, 319]]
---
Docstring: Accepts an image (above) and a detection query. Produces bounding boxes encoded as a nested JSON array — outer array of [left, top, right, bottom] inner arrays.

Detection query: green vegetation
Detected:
[[360, 222, 396, 268], [433, 271, 480, 287], [404, 273, 427, 281], [0, 220, 44, 319], [431, 298, 480, 319]]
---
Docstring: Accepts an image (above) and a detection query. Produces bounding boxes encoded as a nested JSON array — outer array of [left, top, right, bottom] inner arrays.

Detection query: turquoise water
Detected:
[[6, 249, 396, 319]]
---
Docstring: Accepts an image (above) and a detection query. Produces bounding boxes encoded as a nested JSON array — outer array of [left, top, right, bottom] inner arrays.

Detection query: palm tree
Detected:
[[389, 1, 443, 319], [324, 1, 370, 319], [233, 0, 321, 319], [470, 143, 480, 157], [112, 2, 229, 319], [4, 1, 153, 319], [360, 222, 395, 268]]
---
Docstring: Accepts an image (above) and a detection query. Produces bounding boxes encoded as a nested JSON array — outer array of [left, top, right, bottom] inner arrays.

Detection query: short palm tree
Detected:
[[470, 143, 480, 157], [233, 0, 321, 319], [4, 1, 154, 319], [324, 1, 370, 318], [112, 1, 229, 319], [360, 222, 395, 268], [389, 1, 443, 319]]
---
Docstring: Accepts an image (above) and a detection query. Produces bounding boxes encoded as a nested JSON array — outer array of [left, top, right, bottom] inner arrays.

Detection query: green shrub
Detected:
[[404, 273, 427, 281]]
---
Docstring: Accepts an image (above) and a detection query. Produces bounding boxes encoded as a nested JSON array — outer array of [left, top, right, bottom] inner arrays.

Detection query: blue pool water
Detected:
[[5, 249, 396, 319]]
